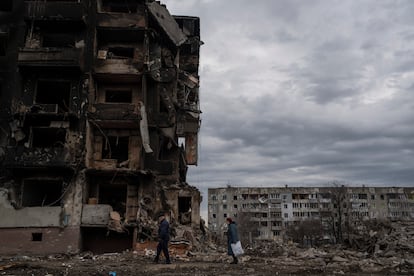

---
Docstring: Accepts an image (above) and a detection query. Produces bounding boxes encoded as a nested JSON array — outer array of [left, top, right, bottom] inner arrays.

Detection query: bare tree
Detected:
[[287, 219, 324, 247], [237, 211, 259, 245], [327, 181, 349, 244]]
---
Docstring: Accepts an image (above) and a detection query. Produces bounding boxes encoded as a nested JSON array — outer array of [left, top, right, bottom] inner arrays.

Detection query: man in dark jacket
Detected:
[[226, 217, 239, 264], [154, 213, 171, 264]]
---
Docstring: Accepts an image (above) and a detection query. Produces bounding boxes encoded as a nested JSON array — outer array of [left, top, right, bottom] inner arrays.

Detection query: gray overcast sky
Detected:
[[162, 0, 414, 218]]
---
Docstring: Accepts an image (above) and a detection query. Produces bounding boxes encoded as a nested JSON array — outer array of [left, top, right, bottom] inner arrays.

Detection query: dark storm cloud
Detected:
[[162, 0, 414, 202]]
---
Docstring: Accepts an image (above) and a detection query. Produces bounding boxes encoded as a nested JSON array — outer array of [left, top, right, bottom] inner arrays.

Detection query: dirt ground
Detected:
[[1, 249, 413, 276]]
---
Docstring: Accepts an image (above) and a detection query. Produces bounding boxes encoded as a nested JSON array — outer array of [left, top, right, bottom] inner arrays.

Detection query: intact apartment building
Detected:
[[0, 0, 202, 254], [208, 186, 414, 241]]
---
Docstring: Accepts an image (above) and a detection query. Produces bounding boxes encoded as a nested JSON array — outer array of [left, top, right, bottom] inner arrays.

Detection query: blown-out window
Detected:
[[0, 0, 12, 12], [31, 127, 66, 148], [102, 136, 129, 162], [107, 47, 134, 59], [22, 179, 62, 207], [42, 33, 76, 48], [105, 89, 132, 103], [36, 80, 71, 112]]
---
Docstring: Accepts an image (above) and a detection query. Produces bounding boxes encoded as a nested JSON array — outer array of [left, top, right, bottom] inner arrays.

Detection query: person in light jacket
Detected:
[[226, 217, 239, 264]]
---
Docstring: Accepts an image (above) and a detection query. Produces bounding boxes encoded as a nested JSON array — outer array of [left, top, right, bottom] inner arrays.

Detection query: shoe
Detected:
[[165, 260, 171, 264], [154, 257, 159, 264]]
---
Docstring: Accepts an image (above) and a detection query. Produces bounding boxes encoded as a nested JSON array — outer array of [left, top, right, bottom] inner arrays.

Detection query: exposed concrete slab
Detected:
[[81, 204, 112, 226], [0, 206, 62, 227]]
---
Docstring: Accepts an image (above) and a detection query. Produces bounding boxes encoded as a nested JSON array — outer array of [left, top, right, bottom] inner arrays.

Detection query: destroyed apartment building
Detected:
[[0, 0, 202, 254]]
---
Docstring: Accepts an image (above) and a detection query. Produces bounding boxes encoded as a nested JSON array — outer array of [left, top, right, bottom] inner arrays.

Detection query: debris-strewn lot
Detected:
[[1, 246, 413, 276], [1, 222, 413, 275]]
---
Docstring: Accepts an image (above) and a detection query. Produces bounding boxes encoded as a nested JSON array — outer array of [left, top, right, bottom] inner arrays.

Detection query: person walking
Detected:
[[154, 212, 171, 264], [226, 217, 239, 264]]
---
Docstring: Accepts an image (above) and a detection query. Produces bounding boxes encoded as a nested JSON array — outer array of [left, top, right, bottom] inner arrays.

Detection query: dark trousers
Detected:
[[155, 239, 170, 262]]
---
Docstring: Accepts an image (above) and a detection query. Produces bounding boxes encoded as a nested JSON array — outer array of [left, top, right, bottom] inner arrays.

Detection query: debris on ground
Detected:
[[1, 222, 413, 275]]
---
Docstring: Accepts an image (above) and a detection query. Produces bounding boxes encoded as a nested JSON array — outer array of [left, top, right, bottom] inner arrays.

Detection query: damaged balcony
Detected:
[[94, 28, 146, 80], [88, 81, 142, 126], [97, 2, 147, 29], [18, 21, 85, 68], [176, 71, 200, 166], [16, 76, 81, 118], [175, 16, 201, 74], [85, 122, 175, 176], [7, 75, 81, 168], [86, 126, 142, 171], [18, 48, 82, 67], [0, 178, 67, 228], [81, 174, 140, 227], [4, 124, 76, 169], [24, 0, 85, 22], [89, 104, 141, 126]]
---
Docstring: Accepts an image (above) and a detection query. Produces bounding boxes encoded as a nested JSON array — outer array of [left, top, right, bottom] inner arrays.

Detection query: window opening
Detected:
[[32, 127, 66, 148], [32, 233, 43, 241], [178, 196, 192, 224], [102, 136, 129, 162], [98, 182, 127, 216], [0, 0, 12, 12], [22, 179, 62, 207], [42, 33, 75, 48], [105, 89, 132, 103], [36, 80, 71, 112], [107, 47, 134, 59]]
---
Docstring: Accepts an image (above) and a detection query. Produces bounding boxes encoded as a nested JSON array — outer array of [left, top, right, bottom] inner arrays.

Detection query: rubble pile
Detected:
[[233, 222, 414, 274], [347, 219, 393, 253], [372, 221, 414, 257], [243, 240, 285, 257], [344, 221, 414, 259]]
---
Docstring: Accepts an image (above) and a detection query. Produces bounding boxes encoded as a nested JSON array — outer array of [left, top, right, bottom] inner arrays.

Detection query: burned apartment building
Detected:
[[208, 186, 414, 242], [0, 0, 202, 254]]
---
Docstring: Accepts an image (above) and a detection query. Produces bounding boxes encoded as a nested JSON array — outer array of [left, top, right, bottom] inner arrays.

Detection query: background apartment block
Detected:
[[208, 186, 414, 241], [0, 0, 202, 254]]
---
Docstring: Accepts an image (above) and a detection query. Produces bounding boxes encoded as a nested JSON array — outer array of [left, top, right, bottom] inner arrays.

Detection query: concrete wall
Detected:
[[0, 206, 62, 228], [81, 204, 112, 225]]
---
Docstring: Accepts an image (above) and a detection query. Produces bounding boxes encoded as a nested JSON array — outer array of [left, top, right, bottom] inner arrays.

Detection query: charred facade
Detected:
[[0, 0, 202, 254]]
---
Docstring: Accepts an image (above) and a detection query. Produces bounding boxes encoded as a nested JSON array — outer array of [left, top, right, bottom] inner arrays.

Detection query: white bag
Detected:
[[230, 241, 244, 256]]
